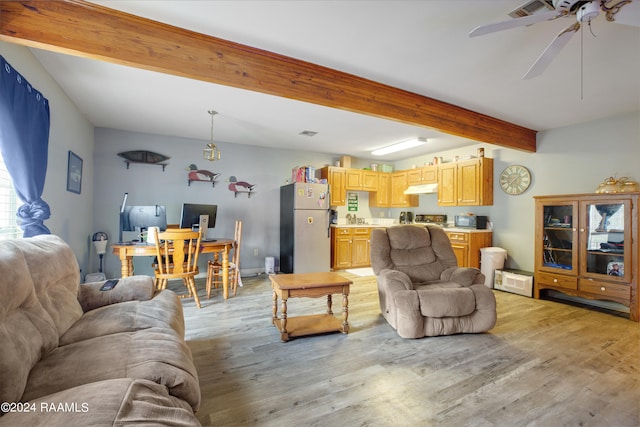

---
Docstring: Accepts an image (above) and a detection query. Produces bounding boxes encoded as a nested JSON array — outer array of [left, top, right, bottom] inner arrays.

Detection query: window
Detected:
[[0, 152, 20, 240]]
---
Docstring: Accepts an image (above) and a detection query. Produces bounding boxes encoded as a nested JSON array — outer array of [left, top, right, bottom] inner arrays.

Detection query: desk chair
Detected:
[[152, 228, 203, 308], [206, 220, 242, 298]]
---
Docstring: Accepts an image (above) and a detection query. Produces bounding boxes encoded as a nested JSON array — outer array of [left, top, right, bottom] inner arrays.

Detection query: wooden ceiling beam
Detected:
[[0, 0, 536, 152]]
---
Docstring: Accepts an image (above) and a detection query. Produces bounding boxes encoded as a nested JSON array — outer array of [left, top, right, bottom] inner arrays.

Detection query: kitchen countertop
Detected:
[[332, 223, 492, 232]]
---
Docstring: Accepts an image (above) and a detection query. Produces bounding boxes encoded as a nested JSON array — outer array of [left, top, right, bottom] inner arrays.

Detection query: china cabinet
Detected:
[[534, 193, 638, 321]]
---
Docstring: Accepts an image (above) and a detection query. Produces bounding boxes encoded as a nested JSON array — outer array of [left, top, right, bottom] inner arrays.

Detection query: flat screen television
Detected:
[[179, 203, 217, 230], [121, 205, 168, 232]]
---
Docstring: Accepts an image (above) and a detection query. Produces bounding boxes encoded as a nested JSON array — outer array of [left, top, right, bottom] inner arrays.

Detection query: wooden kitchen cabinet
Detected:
[[407, 165, 437, 185], [345, 169, 378, 191], [371, 172, 391, 207], [319, 166, 346, 206], [362, 170, 378, 191], [331, 227, 373, 269], [438, 158, 493, 206], [345, 169, 363, 190], [444, 230, 493, 269], [390, 171, 418, 208], [534, 193, 639, 321]]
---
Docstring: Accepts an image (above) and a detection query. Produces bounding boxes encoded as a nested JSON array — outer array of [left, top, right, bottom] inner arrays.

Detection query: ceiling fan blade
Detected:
[[608, 0, 640, 27], [522, 22, 580, 79], [469, 10, 563, 37]]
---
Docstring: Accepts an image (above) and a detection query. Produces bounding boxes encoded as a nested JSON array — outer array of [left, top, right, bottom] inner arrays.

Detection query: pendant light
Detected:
[[203, 110, 221, 161]]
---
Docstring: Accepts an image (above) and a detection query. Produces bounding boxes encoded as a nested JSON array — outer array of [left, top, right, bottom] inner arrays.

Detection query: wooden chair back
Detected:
[[153, 228, 202, 277]]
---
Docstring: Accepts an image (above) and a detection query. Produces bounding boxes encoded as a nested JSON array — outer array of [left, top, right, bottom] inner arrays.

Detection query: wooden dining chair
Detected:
[[152, 227, 203, 308], [206, 220, 242, 298]]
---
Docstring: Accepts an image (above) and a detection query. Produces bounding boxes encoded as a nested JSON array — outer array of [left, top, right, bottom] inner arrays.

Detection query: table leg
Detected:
[[342, 291, 349, 334], [326, 294, 333, 315], [280, 296, 289, 341], [222, 246, 229, 299], [119, 252, 131, 278], [272, 289, 278, 325]]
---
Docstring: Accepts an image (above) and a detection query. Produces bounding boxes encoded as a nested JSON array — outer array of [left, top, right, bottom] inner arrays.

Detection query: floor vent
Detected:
[[509, 0, 555, 19]]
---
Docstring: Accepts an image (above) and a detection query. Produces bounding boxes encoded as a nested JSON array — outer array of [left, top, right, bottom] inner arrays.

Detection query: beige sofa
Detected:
[[370, 225, 497, 338], [0, 235, 201, 426]]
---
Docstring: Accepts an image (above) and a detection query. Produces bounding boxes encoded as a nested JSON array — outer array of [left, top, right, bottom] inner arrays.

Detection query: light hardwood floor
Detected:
[[174, 273, 640, 427]]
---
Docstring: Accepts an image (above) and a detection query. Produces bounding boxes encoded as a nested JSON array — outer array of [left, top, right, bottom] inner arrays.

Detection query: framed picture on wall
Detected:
[[66, 150, 83, 194]]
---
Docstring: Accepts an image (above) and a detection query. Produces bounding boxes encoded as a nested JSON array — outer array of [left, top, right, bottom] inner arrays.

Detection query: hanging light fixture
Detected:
[[203, 110, 221, 161]]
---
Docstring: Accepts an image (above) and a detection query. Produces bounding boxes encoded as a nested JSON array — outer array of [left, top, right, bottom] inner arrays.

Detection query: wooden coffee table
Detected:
[[270, 272, 352, 342]]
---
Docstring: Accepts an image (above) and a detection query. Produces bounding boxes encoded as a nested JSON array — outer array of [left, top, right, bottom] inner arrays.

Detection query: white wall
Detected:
[[395, 111, 640, 271], [0, 42, 95, 274], [93, 128, 339, 278]]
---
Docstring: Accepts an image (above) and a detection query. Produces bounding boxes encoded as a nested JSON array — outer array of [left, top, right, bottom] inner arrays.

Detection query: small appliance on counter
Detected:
[[454, 214, 488, 229], [398, 211, 414, 224]]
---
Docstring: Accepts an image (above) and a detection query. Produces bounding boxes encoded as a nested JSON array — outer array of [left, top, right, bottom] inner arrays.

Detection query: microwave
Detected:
[[454, 215, 488, 229]]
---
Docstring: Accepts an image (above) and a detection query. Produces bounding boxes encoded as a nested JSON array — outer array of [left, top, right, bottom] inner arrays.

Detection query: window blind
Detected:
[[0, 152, 20, 240]]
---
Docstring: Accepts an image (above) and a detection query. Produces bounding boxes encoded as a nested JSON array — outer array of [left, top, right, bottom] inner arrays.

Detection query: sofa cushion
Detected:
[[17, 235, 84, 337], [417, 287, 476, 318], [384, 226, 458, 283], [0, 378, 200, 426], [22, 328, 201, 411], [59, 290, 186, 345], [0, 240, 59, 405]]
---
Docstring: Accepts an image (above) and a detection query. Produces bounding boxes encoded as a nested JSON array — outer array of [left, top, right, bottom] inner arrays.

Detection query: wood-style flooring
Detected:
[[173, 273, 640, 427]]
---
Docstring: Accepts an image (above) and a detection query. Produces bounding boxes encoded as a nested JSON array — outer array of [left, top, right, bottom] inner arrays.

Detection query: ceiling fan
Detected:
[[470, 0, 640, 79]]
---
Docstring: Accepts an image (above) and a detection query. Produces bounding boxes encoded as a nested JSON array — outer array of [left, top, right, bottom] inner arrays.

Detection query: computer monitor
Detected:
[[179, 203, 217, 231], [121, 205, 168, 232]]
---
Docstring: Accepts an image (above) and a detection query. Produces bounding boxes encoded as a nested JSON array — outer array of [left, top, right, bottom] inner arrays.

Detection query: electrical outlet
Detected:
[[254, 248, 259, 256]]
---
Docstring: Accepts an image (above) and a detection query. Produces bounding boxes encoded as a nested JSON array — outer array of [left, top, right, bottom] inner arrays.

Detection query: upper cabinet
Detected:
[[438, 158, 493, 206], [319, 166, 346, 206], [390, 171, 418, 207], [407, 165, 437, 185]]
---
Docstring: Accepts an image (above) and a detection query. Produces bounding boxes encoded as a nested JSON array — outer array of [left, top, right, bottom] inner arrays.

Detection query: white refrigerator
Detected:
[[280, 183, 330, 273]]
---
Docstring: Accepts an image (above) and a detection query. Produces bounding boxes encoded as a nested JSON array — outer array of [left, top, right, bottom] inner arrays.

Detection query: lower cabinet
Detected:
[[331, 227, 372, 269], [444, 230, 493, 269]]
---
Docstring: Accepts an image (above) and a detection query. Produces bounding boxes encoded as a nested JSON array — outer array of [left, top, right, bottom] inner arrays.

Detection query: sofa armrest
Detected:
[[78, 276, 155, 312], [440, 267, 485, 287], [377, 269, 414, 292]]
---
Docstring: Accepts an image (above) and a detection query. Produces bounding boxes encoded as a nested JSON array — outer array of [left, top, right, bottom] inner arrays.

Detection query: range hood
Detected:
[[404, 183, 438, 195]]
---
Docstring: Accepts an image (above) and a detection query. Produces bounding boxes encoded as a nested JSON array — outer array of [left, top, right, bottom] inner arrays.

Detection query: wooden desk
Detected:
[[112, 238, 235, 299], [270, 272, 352, 342]]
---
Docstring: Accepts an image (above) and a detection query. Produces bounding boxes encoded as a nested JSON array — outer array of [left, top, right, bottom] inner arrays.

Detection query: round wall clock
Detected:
[[499, 165, 531, 195]]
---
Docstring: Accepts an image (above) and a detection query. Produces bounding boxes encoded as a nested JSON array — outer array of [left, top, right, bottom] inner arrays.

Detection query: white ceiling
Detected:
[[30, 0, 640, 161]]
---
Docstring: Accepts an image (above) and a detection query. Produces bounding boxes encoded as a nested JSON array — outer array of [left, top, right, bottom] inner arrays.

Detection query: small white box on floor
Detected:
[[494, 269, 533, 297]]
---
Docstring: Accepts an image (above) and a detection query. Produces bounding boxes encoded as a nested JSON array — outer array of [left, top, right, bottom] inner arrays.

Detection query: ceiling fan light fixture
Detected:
[[371, 137, 427, 156]]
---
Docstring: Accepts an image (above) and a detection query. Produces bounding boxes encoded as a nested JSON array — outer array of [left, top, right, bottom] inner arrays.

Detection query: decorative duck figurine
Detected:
[[228, 176, 256, 198], [187, 164, 220, 187]]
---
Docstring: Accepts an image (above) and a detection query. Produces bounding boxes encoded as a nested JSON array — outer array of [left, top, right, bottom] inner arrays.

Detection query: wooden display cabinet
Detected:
[[534, 193, 639, 321]]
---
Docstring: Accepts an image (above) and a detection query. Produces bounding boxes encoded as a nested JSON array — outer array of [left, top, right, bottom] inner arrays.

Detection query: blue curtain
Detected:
[[0, 55, 51, 237]]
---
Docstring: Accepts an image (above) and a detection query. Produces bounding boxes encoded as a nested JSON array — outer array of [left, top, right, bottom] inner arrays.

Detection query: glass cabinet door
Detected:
[[540, 202, 578, 273], [581, 199, 630, 281]]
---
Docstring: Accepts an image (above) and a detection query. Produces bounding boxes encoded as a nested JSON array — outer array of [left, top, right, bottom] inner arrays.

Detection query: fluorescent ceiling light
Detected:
[[371, 137, 427, 156]]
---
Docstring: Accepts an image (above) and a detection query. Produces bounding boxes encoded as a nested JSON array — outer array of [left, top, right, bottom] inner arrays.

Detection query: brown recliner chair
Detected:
[[370, 225, 496, 338]]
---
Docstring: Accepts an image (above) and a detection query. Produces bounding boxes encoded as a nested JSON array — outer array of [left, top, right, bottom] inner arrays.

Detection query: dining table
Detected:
[[111, 238, 235, 299]]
